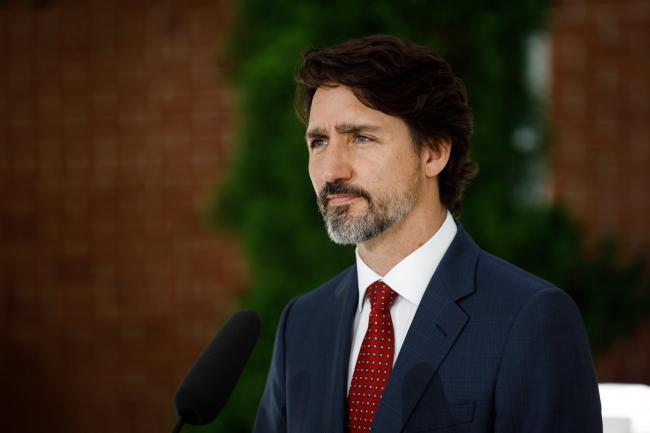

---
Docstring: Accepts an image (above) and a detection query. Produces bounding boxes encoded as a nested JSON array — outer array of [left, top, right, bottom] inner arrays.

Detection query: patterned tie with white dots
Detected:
[[347, 280, 398, 433]]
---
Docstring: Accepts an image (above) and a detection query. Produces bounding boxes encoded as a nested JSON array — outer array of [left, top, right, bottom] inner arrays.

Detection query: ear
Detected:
[[421, 138, 451, 178]]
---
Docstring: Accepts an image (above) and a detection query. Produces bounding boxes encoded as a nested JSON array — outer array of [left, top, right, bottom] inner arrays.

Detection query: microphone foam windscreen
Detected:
[[174, 309, 261, 425]]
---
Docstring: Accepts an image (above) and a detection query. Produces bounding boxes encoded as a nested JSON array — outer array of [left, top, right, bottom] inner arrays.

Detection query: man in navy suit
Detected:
[[253, 35, 602, 433]]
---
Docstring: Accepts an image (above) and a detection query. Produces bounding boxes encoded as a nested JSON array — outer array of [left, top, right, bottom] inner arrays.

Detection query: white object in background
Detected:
[[603, 417, 631, 433], [599, 383, 650, 433]]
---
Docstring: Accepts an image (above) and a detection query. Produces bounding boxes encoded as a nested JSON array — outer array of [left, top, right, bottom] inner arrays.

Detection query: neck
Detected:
[[357, 202, 448, 276]]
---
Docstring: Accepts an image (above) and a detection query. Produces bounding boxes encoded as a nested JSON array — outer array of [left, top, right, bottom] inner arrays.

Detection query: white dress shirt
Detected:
[[347, 211, 457, 392]]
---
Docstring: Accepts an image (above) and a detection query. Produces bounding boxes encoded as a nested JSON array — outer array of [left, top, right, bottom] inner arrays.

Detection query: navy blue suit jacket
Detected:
[[253, 225, 602, 433]]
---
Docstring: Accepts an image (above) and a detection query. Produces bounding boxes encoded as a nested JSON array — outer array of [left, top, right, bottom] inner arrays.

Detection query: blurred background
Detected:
[[0, 0, 648, 432]]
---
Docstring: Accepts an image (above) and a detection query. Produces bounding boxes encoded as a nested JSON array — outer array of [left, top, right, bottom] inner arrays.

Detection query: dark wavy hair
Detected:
[[295, 34, 478, 218]]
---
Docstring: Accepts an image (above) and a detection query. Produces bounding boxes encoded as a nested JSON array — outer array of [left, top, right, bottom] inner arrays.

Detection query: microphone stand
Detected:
[[171, 418, 185, 433]]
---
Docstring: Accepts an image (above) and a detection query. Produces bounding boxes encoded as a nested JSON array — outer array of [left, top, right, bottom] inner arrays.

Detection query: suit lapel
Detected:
[[372, 224, 480, 433], [323, 266, 359, 433]]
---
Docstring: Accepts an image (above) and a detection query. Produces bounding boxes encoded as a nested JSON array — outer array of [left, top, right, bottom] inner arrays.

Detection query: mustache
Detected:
[[318, 181, 372, 208]]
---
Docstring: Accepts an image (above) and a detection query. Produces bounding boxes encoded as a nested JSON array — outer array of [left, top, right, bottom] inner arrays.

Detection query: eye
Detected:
[[309, 138, 327, 150], [355, 135, 372, 144]]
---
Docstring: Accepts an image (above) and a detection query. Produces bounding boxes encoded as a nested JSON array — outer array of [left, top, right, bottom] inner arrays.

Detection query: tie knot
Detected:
[[367, 281, 397, 311]]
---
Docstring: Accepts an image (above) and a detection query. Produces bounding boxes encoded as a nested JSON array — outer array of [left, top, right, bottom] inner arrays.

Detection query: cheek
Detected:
[[374, 160, 417, 194], [307, 161, 321, 192], [358, 159, 388, 188]]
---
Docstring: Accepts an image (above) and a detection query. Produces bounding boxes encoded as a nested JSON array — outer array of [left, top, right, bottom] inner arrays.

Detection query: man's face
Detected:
[[306, 85, 424, 245]]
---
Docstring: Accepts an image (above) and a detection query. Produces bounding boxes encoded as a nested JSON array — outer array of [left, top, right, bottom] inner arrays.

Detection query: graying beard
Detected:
[[322, 196, 414, 245]]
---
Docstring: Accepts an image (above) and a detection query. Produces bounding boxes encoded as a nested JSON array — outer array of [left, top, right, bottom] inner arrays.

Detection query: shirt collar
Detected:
[[355, 211, 457, 312]]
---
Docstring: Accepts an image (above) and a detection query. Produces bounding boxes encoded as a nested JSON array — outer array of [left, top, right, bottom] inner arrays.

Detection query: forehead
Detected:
[[307, 86, 391, 129]]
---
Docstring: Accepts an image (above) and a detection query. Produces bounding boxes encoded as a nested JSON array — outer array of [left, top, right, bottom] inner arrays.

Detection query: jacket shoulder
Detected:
[[474, 250, 562, 300]]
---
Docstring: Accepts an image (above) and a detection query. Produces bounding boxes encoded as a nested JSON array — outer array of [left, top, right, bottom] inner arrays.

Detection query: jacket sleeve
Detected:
[[252, 298, 296, 433], [494, 287, 602, 433]]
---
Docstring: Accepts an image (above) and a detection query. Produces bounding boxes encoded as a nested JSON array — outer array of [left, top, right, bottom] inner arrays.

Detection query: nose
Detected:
[[319, 141, 353, 184]]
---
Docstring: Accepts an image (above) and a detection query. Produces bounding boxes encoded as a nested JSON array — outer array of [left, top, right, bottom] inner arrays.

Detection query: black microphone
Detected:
[[171, 309, 261, 432]]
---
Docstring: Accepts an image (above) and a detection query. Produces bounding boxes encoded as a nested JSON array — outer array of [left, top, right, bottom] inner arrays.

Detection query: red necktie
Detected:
[[347, 280, 398, 433]]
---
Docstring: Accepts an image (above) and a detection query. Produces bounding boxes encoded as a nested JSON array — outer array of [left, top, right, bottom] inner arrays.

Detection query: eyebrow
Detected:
[[305, 123, 382, 140]]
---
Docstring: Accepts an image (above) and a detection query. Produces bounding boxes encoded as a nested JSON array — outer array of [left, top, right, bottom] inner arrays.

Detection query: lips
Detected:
[[327, 194, 361, 206], [318, 181, 371, 212]]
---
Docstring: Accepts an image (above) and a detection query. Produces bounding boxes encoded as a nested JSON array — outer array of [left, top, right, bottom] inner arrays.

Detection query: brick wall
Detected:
[[550, 0, 649, 383], [0, 1, 245, 431], [550, 0, 649, 258]]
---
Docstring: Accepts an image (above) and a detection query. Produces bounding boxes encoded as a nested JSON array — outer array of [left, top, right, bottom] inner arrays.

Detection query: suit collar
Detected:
[[436, 222, 479, 301], [334, 265, 358, 300], [326, 266, 359, 433]]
